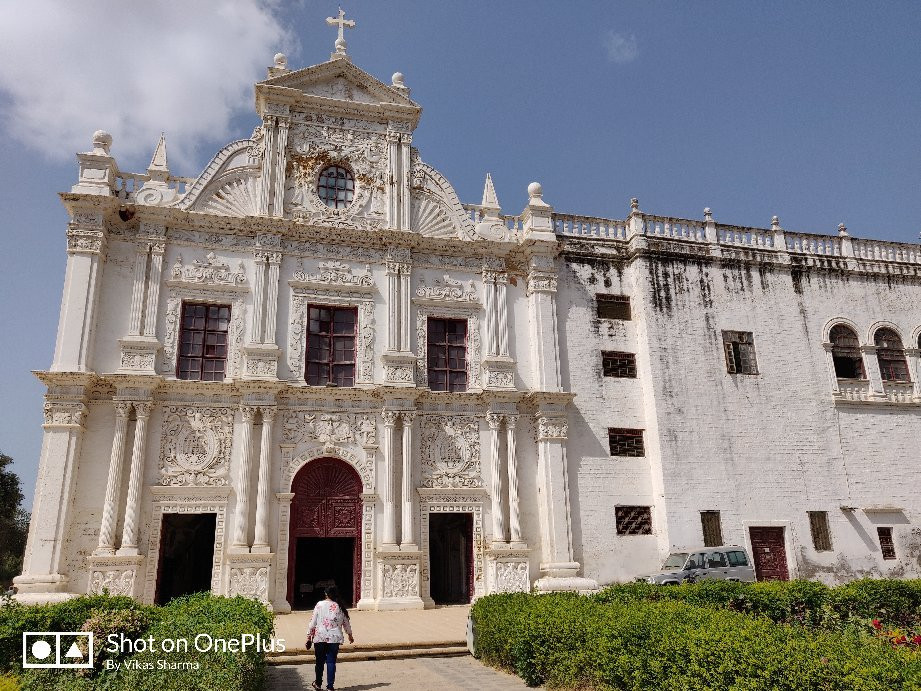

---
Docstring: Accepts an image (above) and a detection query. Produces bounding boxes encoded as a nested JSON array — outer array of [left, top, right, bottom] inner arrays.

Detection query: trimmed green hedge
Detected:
[[472, 592, 921, 690], [0, 593, 274, 691], [593, 579, 921, 628]]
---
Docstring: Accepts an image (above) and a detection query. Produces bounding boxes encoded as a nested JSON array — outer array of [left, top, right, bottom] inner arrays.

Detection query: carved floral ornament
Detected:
[[170, 252, 247, 288], [381, 563, 419, 598], [90, 569, 135, 596], [491, 561, 530, 594], [536, 414, 568, 441], [66, 229, 104, 254], [42, 402, 87, 427], [228, 566, 269, 602], [291, 260, 374, 291], [281, 411, 377, 448], [159, 406, 235, 486], [415, 274, 478, 304]]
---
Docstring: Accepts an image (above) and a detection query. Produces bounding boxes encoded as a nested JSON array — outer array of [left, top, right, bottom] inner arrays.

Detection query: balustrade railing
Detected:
[[462, 204, 523, 234], [717, 224, 774, 248], [552, 214, 628, 239], [114, 172, 193, 201], [835, 379, 872, 402], [882, 381, 915, 403], [784, 232, 841, 257], [852, 238, 921, 265]]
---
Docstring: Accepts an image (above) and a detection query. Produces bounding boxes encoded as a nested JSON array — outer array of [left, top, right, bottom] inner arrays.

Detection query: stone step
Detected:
[[267, 641, 469, 665]]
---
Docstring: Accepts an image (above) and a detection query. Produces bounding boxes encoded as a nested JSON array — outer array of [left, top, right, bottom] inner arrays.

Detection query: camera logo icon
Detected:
[[23, 632, 94, 669]]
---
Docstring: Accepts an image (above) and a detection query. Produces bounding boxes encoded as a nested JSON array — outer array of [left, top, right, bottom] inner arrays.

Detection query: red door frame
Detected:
[[287, 458, 363, 606]]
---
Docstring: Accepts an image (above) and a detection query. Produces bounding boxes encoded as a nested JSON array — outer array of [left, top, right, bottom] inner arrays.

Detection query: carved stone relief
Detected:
[[415, 274, 478, 303], [282, 411, 377, 448], [159, 407, 235, 486], [381, 563, 419, 598], [292, 260, 374, 291], [228, 566, 269, 603], [489, 561, 530, 594], [89, 569, 135, 596], [420, 416, 483, 488], [170, 252, 247, 287]]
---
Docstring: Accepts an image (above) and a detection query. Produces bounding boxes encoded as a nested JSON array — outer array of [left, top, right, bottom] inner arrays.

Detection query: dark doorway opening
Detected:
[[155, 513, 216, 605], [292, 537, 355, 610], [429, 513, 473, 604]]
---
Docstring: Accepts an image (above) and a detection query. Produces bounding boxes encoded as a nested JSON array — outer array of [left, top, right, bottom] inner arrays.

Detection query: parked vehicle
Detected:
[[638, 546, 756, 585]]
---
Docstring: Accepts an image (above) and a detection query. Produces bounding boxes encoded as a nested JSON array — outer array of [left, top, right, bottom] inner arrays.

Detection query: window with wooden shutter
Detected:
[[722, 330, 758, 375], [808, 511, 832, 551], [700, 511, 723, 547], [177, 303, 230, 381]]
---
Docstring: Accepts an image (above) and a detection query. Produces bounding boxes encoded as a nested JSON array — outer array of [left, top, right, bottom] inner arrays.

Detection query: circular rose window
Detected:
[[317, 165, 355, 209]]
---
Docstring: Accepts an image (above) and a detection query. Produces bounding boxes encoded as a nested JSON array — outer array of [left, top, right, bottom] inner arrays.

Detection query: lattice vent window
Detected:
[[596, 294, 631, 320], [878, 527, 896, 560], [602, 351, 637, 378], [616, 506, 652, 535], [608, 428, 645, 457], [722, 330, 758, 375]]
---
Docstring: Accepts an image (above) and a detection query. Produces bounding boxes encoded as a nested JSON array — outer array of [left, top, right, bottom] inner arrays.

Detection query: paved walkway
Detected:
[[273, 605, 471, 650], [265, 655, 537, 690]]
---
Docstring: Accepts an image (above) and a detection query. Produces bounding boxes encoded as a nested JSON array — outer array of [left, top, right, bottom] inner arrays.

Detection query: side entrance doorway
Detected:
[[429, 512, 473, 604], [749, 526, 790, 581], [288, 458, 362, 610], [155, 513, 216, 605]]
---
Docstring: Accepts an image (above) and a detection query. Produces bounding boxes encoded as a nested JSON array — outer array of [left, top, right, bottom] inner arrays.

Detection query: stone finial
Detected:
[[630, 197, 640, 214], [147, 133, 169, 176], [704, 207, 713, 222], [274, 53, 287, 69], [481, 173, 500, 211], [391, 72, 409, 95], [92, 130, 112, 156], [838, 223, 848, 237]]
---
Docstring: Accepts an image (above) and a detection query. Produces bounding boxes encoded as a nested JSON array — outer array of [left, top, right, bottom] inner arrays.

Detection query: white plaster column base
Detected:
[[485, 547, 531, 595], [117, 337, 162, 374], [375, 552, 424, 609], [242, 345, 280, 380], [88, 555, 145, 597], [12, 573, 73, 596], [482, 356, 516, 390], [226, 553, 273, 609], [381, 351, 416, 386], [533, 576, 599, 594]]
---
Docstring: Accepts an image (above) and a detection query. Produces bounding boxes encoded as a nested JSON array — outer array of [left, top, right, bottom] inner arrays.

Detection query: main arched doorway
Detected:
[[287, 458, 362, 609]]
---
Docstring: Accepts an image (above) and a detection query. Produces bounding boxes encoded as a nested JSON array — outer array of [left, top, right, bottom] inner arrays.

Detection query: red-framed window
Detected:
[[306, 305, 357, 386], [177, 303, 230, 381], [427, 318, 468, 392]]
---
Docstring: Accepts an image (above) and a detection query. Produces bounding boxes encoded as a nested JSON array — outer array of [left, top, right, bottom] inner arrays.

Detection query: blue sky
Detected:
[[1, 1, 919, 506]]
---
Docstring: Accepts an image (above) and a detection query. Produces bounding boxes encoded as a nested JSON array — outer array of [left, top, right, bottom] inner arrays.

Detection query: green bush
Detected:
[[0, 593, 273, 691], [473, 592, 921, 690], [594, 578, 921, 628]]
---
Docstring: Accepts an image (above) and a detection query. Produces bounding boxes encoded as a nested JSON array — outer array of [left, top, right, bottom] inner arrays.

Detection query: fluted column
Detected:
[[251, 254, 267, 344], [264, 254, 281, 344], [118, 401, 152, 555], [400, 411, 416, 548], [381, 411, 398, 548], [128, 245, 148, 336], [143, 243, 164, 336], [252, 407, 276, 553], [387, 268, 399, 351], [487, 413, 506, 545], [483, 275, 497, 356], [400, 269, 411, 354], [506, 415, 523, 545], [95, 401, 132, 555], [232, 405, 257, 550], [497, 276, 510, 357]]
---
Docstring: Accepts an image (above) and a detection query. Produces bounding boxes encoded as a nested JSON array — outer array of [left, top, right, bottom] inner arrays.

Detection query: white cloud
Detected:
[[0, 0, 292, 172], [605, 31, 639, 64]]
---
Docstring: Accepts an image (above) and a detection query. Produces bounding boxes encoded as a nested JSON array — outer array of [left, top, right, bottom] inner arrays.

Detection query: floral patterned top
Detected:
[[308, 600, 353, 644]]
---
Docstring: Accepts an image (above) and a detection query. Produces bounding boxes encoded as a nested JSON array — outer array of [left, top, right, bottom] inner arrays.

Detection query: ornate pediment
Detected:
[[175, 139, 261, 215], [260, 60, 418, 110], [410, 159, 477, 241]]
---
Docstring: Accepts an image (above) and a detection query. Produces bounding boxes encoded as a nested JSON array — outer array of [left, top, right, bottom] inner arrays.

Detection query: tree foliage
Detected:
[[0, 452, 29, 589]]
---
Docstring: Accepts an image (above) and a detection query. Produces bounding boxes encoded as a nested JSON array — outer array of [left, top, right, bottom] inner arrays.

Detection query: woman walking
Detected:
[[306, 585, 354, 691]]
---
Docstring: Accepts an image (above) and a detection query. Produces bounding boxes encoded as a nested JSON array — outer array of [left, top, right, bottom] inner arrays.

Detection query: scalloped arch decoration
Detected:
[[174, 139, 259, 211], [196, 174, 259, 217], [410, 162, 476, 240]]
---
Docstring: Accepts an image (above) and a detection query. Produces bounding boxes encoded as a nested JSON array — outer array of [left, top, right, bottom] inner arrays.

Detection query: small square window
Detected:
[[597, 294, 631, 320], [722, 330, 758, 375], [700, 511, 723, 547], [808, 511, 832, 552], [616, 506, 652, 535], [878, 527, 896, 560], [602, 351, 637, 378], [609, 428, 644, 457]]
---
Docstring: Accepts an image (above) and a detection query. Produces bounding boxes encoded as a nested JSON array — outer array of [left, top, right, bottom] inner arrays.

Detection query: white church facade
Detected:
[[15, 22, 921, 609]]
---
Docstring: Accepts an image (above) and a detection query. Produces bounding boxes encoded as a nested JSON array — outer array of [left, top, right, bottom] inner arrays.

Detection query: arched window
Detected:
[[874, 328, 910, 382], [317, 165, 355, 209], [829, 324, 864, 379]]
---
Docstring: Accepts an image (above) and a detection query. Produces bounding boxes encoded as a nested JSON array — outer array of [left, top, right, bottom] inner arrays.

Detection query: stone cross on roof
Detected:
[[327, 7, 355, 58]]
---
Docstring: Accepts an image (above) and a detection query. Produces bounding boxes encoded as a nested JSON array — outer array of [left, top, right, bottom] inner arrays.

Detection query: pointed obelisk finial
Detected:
[[327, 7, 356, 60], [147, 133, 169, 178], [481, 172, 501, 213]]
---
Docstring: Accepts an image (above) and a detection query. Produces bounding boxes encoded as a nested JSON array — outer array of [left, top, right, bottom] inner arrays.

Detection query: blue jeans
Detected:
[[313, 642, 340, 688]]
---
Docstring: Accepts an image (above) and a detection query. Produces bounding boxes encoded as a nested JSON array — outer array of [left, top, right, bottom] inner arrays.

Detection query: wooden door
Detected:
[[749, 527, 789, 581]]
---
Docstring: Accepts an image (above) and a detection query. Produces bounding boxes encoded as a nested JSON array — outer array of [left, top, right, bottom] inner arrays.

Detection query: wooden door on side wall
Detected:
[[749, 526, 789, 581]]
